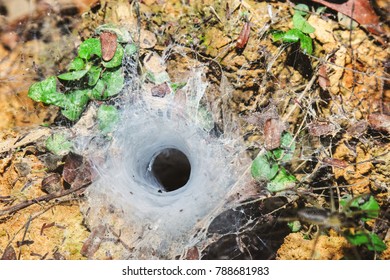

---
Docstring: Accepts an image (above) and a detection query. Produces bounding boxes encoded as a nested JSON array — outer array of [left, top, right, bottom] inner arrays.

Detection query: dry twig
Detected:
[[0, 184, 88, 218]]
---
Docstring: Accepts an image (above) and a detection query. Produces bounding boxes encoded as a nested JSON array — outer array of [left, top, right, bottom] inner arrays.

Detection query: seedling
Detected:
[[170, 82, 187, 92], [251, 131, 297, 192], [27, 25, 134, 122], [293, 195, 387, 257], [271, 4, 315, 54], [45, 133, 72, 156], [340, 195, 386, 252]]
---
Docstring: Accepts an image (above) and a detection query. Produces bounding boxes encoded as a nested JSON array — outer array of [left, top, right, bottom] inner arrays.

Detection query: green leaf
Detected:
[[266, 167, 296, 192], [271, 29, 313, 54], [78, 38, 102, 60], [293, 13, 315, 34], [272, 31, 287, 42], [61, 105, 85, 121], [124, 43, 138, 56], [272, 148, 284, 161], [101, 68, 124, 98], [365, 233, 387, 252], [61, 89, 89, 121], [68, 57, 85, 71], [360, 196, 380, 220], [146, 71, 171, 84], [90, 79, 105, 100], [340, 195, 380, 221], [58, 69, 89, 81], [28, 76, 57, 101], [299, 33, 313, 54], [46, 133, 72, 156], [288, 221, 301, 232], [345, 231, 387, 252], [91, 68, 124, 99], [280, 131, 295, 150], [97, 105, 119, 134], [280, 29, 302, 42], [272, 132, 296, 162], [251, 152, 279, 181], [170, 82, 187, 92], [28, 76, 67, 106], [87, 65, 102, 86], [197, 105, 214, 132], [102, 44, 124, 68], [294, 4, 310, 16]]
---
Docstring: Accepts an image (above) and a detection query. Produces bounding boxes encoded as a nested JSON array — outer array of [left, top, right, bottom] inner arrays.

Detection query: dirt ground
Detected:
[[0, 0, 389, 259]]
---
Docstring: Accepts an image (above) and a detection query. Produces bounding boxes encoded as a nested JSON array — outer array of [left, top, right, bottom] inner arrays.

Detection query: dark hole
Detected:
[[286, 42, 313, 79], [151, 148, 191, 192], [0, 5, 8, 16]]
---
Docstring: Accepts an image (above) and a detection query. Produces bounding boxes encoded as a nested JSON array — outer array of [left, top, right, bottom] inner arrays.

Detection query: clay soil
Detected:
[[0, 0, 389, 260]]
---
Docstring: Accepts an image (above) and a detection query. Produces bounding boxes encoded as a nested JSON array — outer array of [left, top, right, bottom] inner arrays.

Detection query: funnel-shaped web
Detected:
[[78, 58, 289, 259]]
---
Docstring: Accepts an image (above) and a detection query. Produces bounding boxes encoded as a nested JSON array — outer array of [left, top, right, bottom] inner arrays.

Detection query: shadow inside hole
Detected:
[[151, 148, 191, 192]]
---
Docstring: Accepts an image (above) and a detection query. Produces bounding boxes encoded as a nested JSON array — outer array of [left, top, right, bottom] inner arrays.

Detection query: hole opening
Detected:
[[151, 148, 191, 192]]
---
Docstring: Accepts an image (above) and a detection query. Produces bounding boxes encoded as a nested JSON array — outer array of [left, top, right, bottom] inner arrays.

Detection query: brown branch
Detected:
[[0, 184, 88, 218], [17, 215, 32, 260]]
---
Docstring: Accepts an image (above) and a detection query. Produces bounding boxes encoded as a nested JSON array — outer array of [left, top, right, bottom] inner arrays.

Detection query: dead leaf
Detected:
[[151, 82, 171, 98], [323, 157, 349, 168], [264, 118, 286, 150], [310, 0, 384, 35], [1, 245, 16, 260], [368, 113, 390, 133], [140, 29, 157, 49], [100, 31, 117, 62], [236, 21, 250, 50], [184, 246, 199, 260], [63, 153, 92, 189], [53, 251, 66, 260], [40, 222, 56, 236], [318, 64, 330, 90], [244, 105, 279, 127], [41, 173, 63, 194], [308, 121, 336, 136], [347, 120, 368, 137], [0, 127, 50, 154], [81, 225, 106, 259]]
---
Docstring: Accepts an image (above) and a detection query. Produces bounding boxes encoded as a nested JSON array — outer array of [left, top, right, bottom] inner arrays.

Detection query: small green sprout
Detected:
[[45, 133, 72, 156], [341, 195, 386, 252], [97, 105, 120, 135], [27, 25, 133, 121], [288, 221, 302, 232], [271, 4, 315, 54], [251, 132, 297, 192], [345, 231, 387, 252], [251, 152, 279, 181], [340, 195, 380, 221], [170, 82, 187, 92]]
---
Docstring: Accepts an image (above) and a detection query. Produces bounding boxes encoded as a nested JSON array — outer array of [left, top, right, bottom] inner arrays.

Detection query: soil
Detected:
[[0, 0, 389, 260]]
